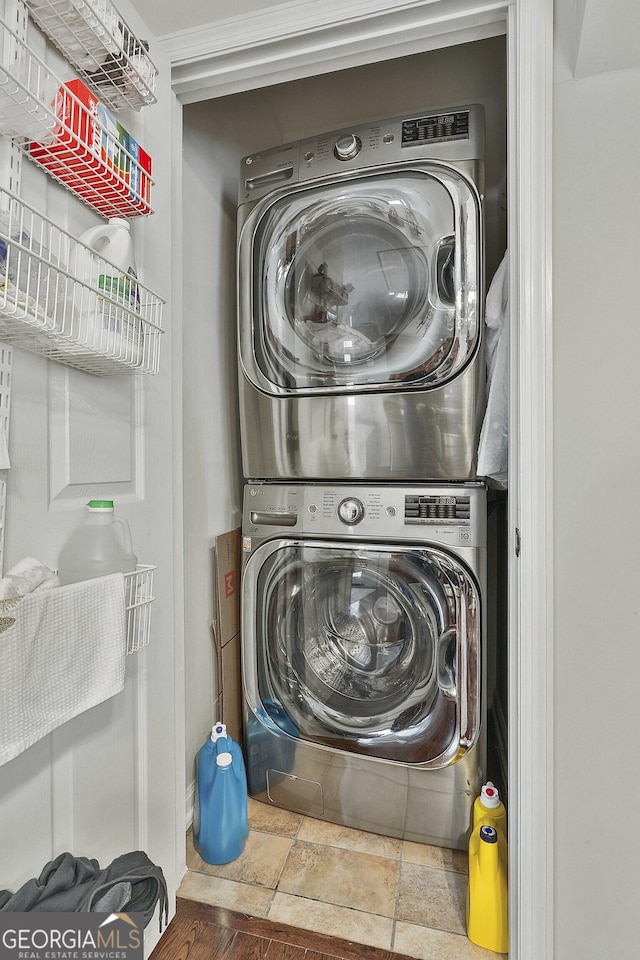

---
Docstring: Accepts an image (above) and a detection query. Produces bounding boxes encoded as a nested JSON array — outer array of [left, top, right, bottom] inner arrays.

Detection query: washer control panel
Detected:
[[404, 494, 471, 524], [243, 484, 486, 548], [317, 487, 384, 524]]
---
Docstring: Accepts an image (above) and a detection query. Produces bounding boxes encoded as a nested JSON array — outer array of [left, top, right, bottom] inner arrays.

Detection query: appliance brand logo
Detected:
[[224, 571, 236, 599], [0, 914, 143, 960]]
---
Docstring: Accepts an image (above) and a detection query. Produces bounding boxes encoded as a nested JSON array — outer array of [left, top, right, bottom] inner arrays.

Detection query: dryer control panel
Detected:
[[401, 111, 471, 146], [238, 103, 485, 205]]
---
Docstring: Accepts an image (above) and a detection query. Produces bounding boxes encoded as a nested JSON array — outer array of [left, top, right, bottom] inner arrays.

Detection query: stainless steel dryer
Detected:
[[241, 481, 486, 849], [237, 105, 485, 482]]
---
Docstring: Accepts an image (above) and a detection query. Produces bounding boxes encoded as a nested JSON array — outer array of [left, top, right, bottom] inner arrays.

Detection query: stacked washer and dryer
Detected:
[[236, 105, 488, 849]]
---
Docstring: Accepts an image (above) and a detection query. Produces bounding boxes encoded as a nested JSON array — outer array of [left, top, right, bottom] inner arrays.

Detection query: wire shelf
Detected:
[[0, 185, 164, 374], [0, 14, 154, 218], [25, 0, 157, 112], [124, 563, 155, 654]]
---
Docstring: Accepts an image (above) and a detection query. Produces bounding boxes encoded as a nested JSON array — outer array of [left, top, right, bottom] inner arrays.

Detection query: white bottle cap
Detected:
[[210, 722, 227, 741], [216, 751, 232, 767], [481, 781, 501, 808]]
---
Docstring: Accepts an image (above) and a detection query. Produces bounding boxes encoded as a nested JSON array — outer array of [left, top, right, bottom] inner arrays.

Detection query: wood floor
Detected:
[[151, 898, 415, 960]]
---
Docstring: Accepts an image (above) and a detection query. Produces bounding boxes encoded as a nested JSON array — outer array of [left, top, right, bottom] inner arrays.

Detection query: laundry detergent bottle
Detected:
[[466, 824, 509, 953], [194, 724, 249, 865], [210, 721, 246, 776], [76, 217, 142, 362], [57, 500, 137, 585]]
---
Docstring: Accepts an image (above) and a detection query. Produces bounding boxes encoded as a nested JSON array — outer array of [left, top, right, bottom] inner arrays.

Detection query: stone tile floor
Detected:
[[178, 798, 503, 959]]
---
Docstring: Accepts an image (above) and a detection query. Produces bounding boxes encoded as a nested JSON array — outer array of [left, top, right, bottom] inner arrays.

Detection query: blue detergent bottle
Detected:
[[211, 721, 246, 776], [194, 723, 249, 865]]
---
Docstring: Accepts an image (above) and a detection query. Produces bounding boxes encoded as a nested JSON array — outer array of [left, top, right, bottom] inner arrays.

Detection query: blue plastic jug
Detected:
[[194, 724, 249, 865], [210, 721, 246, 776]]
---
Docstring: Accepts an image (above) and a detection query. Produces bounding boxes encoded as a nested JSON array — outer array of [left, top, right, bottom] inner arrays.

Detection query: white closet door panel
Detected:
[[49, 368, 140, 502], [52, 685, 137, 859], [0, 1, 182, 943], [0, 739, 54, 890]]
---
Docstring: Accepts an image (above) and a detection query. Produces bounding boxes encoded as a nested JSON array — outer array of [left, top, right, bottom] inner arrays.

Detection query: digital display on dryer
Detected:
[[402, 111, 470, 145]]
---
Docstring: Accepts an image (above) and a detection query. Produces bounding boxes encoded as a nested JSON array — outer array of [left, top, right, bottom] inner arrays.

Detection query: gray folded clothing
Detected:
[[0, 851, 168, 931]]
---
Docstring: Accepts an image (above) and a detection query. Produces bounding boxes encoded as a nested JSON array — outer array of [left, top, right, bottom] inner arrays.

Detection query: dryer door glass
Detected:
[[254, 541, 481, 766], [249, 167, 481, 393]]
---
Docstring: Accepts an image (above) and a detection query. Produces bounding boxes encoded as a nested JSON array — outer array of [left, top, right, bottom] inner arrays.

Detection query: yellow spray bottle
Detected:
[[466, 824, 509, 953], [473, 781, 507, 836]]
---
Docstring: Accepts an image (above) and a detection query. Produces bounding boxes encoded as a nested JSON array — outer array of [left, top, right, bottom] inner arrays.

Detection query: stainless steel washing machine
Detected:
[[241, 481, 486, 849], [237, 105, 485, 482]]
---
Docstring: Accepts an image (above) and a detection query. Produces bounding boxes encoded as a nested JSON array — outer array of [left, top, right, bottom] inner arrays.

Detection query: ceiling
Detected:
[[130, 0, 271, 38]]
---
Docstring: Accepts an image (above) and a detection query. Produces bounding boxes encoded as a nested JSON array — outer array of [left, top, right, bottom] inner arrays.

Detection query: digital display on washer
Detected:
[[404, 494, 471, 523], [402, 111, 470, 146]]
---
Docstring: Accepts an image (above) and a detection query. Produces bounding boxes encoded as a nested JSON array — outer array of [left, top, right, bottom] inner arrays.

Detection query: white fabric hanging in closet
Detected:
[[478, 251, 509, 488]]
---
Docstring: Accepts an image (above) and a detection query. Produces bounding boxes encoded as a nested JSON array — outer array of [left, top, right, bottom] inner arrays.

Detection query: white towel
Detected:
[[0, 556, 60, 599], [0, 574, 126, 767], [477, 251, 509, 488]]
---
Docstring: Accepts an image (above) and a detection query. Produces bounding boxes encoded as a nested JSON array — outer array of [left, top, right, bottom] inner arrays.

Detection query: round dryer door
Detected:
[[248, 540, 481, 767], [243, 165, 481, 394]]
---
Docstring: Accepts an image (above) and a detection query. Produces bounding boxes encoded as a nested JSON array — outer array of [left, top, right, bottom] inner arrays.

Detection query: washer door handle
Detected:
[[436, 627, 457, 700], [250, 510, 297, 526]]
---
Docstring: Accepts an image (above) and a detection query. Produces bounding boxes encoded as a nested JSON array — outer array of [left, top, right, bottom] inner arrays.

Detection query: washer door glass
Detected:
[[248, 167, 480, 392], [254, 542, 481, 765]]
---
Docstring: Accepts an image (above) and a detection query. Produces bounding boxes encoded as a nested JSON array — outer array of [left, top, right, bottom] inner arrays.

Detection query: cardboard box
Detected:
[[128, 135, 152, 205], [30, 79, 98, 168], [211, 528, 242, 744], [213, 527, 241, 646], [215, 633, 242, 746]]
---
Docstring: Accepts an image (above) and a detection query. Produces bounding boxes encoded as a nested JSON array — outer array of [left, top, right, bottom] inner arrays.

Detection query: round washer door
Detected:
[[243, 539, 481, 767], [239, 165, 481, 395]]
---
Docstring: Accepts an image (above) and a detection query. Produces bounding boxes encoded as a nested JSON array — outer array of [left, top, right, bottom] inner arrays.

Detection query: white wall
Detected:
[[181, 92, 284, 798], [552, 63, 640, 958]]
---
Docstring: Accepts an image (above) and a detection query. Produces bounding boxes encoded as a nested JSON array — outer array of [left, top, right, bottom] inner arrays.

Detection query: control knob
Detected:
[[338, 497, 365, 525], [334, 134, 362, 161]]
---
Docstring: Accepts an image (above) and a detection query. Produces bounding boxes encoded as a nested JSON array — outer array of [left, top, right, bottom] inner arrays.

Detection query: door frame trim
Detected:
[[164, 1, 554, 956], [163, 0, 509, 104]]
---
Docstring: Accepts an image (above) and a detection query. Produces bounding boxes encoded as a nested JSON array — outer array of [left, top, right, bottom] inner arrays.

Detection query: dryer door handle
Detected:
[[433, 235, 457, 307], [245, 166, 294, 192]]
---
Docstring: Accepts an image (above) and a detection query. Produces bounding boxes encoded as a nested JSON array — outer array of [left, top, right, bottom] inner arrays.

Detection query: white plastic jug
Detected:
[[75, 217, 143, 363], [57, 499, 137, 586]]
